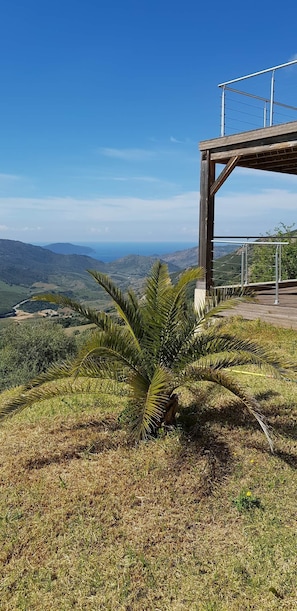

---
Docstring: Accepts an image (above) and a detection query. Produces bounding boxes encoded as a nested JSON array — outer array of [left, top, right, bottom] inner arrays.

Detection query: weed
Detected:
[[232, 489, 262, 512]]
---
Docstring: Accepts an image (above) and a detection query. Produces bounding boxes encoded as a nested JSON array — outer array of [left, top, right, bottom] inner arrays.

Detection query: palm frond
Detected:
[[179, 365, 273, 451], [4, 260, 295, 454], [176, 327, 296, 374], [188, 351, 286, 374], [87, 270, 143, 344], [128, 366, 172, 439], [32, 293, 112, 330], [144, 261, 172, 314], [147, 267, 203, 367], [127, 287, 140, 312], [0, 378, 123, 421], [194, 290, 252, 328], [69, 327, 144, 378], [20, 360, 74, 390], [139, 262, 174, 360], [174, 267, 204, 295]]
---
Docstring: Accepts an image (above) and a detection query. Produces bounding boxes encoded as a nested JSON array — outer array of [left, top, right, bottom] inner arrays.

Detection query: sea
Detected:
[[57, 242, 197, 263], [35, 241, 237, 262]]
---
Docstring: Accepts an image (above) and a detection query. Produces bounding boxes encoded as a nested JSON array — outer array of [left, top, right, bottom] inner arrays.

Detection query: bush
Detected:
[[250, 222, 297, 282], [0, 320, 77, 390]]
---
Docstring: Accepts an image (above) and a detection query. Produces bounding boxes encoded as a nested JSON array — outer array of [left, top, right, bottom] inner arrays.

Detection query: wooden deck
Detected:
[[200, 121, 297, 175], [220, 285, 297, 330], [198, 121, 297, 291]]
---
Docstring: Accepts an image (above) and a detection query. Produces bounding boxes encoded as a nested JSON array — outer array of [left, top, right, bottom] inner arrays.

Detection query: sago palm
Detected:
[[0, 261, 293, 450]]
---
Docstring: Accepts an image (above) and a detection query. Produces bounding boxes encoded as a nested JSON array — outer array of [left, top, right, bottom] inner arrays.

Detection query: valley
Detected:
[[0, 239, 238, 318]]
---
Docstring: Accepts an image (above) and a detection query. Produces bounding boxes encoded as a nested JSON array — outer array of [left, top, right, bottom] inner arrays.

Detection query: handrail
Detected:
[[218, 60, 297, 136], [218, 59, 297, 87], [212, 238, 289, 304]]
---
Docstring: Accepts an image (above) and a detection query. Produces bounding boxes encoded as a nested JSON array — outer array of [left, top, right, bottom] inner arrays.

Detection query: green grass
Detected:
[[0, 318, 297, 609]]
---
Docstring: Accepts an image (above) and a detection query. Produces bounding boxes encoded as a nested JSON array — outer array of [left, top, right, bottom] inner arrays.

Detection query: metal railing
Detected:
[[218, 60, 297, 136], [212, 238, 289, 304]]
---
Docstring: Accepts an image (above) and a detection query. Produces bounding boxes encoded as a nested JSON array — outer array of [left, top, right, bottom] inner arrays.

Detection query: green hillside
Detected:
[[0, 240, 106, 287], [213, 249, 242, 286], [0, 281, 29, 316], [0, 240, 110, 315], [0, 241, 180, 316], [162, 244, 237, 269], [0, 239, 254, 316], [45, 243, 96, 256]]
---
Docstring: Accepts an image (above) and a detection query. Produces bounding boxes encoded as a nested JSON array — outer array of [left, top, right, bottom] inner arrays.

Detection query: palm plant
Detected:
[[0, 261, 293, 450]]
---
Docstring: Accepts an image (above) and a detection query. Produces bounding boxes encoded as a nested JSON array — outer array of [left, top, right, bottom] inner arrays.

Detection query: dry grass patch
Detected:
[[0, 320, 297, 609]]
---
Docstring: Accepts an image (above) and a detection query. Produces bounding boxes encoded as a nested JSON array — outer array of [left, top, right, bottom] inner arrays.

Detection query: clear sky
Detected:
[[1, 0, 297, 243]]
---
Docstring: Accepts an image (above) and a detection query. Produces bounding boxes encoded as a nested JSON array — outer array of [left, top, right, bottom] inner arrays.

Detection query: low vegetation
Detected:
[[1, 261, 295, 449], [250, 223, 297, 282], [1, 258, 297, 609], [0, 239, 240, 316], [0, 320, 77, 391], [0, 280, 28, 316], [0, 318, 296, 609]]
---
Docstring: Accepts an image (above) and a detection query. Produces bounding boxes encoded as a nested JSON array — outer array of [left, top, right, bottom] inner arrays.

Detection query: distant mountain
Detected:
[[0, 239, 240, 315], [45, 243, 96, 256], [162, 246, 198, 269], [161, 244, 237, 269], [106, 254, 179, 275], [0, 240, 105, 287], [0, 240, 179, 315]]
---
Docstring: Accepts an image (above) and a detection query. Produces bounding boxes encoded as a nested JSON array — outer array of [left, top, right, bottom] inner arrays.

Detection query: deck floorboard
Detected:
[[220, 286, 297, 329]]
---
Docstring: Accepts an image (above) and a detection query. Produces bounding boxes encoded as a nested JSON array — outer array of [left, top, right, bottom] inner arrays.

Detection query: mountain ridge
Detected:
[[0, 240, 183, 315], [0, 239, 106, 286], [45, 243, 96, 256], [0, 239, 239, 315]]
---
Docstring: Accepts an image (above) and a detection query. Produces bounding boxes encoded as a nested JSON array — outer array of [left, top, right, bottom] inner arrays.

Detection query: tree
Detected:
[[0, 320, 77, 390], [250, 223, 297, 282], [0, 262, 293, 450]]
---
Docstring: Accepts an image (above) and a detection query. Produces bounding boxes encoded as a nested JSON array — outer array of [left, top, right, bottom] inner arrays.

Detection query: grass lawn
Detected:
[[0, 318, 297, 610]]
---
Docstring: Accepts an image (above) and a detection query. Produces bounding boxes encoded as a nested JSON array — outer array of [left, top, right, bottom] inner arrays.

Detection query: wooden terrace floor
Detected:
[[220, 285, 297, 330]]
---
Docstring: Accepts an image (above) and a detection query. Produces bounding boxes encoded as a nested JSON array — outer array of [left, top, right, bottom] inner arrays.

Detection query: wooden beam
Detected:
[[210, 155, 240, 196], [210, 139, 297, 162], [238, 157, 297, 171], [200, 121, 297, 151], [198, 151, 215, 291]]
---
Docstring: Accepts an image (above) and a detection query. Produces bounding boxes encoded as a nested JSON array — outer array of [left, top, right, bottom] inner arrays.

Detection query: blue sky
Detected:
[[1, 0, 297, 243]]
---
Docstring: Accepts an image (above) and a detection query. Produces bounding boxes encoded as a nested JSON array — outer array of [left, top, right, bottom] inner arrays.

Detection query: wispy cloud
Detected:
[[97, 145, 197, 168], [288, 53, 297, 63], [90, 226, 110, 235], [216, 187, 297, 235], [0, 224, 41, 233], [112, 175, 165, 183], [3, 185, 296, 241], [99, 148, 155, 161], [170, 136, 195, 145], [0, 192, 198, 216], [0, 173, 21, 181], [0, 192, 198, 241], [232, 166, 297, 185], [85, 174, 178, 187], [170, 136, 183, 144], [21, 226, 42, 232]]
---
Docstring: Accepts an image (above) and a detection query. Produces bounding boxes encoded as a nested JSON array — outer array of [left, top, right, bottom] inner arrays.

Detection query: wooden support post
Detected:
[[198, 150, 215, 293]]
